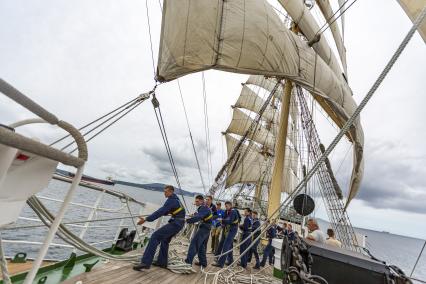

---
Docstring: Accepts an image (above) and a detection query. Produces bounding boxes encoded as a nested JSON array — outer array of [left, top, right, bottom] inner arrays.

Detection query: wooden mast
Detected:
[[267, 23, 299, 220], [267, 80, 293, 219]]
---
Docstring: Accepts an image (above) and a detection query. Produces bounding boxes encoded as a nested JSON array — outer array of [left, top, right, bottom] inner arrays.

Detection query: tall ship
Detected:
[[0, 0, 425, 283]]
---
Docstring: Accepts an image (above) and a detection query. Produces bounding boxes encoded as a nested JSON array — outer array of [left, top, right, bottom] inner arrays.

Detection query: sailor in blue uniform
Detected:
[[133, 185, 186, 271], [260, 220, 277, 267], [239, 208, 252, 268], [185, 195, 213, 268], [248, 211, 261, 269], [213, 201, 240, 268]]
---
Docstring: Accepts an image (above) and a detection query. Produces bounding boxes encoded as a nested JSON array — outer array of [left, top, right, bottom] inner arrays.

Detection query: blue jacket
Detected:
[[240, 216, 252, 236], [209, 203, 217, 216], [284, 229, 295, 241], [186, 203, 212, 225], [213, 209, 225, 227], [222, 208, 239, 226], [146, 193, 185, 222], [252, 218, 261, 239], [266, 226, 277, 244]]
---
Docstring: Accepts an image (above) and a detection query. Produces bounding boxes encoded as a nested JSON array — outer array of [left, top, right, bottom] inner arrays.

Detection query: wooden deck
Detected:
[[0, 260, 56, 280], [62, 248, 273, 284]]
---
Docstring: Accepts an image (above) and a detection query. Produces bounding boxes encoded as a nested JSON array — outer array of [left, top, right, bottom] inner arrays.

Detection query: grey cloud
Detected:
[[355, 141, 426, 214]]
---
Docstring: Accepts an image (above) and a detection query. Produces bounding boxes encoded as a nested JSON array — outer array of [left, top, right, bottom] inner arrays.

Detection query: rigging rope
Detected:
[[151, 94, 189, 211], [145, 0, 156, 79], [202, 72, 213, 186], [206, 5, 426, 280], [177, 80, 207, 192], [315, 0, 358, 37], [49, 96, 140, 147], [68, 100, 145, 154]]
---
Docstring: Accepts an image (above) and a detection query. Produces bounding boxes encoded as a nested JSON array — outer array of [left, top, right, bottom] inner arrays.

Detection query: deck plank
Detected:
[[62, 244, 270, 284]]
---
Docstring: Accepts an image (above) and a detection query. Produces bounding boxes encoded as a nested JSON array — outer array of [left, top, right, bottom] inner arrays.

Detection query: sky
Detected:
[[0, 0, 425, 239]]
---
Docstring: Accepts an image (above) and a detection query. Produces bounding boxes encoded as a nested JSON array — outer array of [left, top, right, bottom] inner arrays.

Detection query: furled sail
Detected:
[[157, 0, 364, 206], [397, 0, 426, 42], [277, 0, 345, 77], [315, 0, 348, 75]]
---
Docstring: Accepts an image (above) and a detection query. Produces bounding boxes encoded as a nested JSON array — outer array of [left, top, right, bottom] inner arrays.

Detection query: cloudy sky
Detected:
[[1, 0, 425, 239]]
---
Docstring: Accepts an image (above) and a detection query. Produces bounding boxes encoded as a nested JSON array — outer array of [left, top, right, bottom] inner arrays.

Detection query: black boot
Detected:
[[133, 263, 150, 271], [152, 261, 167, 268], [212, 263, 223, 268]]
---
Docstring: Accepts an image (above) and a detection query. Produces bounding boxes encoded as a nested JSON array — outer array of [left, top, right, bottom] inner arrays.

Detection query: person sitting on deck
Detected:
[[325, 228, 342, 248], [239, 208, 253, 268], [306, 218, 326, 244], [260, 220, 277, 267], [213, 201, 240, 268], [211, 202, 225, 253], [248, 211, 261, 269], [133, 185, 186, 271], [185, 195, 213, 268]]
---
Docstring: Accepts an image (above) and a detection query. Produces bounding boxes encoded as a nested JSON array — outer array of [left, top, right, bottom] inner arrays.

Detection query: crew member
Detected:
[[213, 201, 239, 268], [239, 208, 252, 268], [133, 185, 185, 271], [248, 211, 261, 269], [260, 220, 277, 267], [185, 195, 213, 268], [211, 202, 225, 253]]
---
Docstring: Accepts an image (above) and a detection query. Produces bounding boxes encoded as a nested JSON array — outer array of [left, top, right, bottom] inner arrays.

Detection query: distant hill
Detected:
[[114, 180, 198, 197], [56, 169, 199, 197]]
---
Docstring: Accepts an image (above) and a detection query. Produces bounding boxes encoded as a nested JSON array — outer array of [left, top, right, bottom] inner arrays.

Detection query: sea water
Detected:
[[2, 179, 425, 282]]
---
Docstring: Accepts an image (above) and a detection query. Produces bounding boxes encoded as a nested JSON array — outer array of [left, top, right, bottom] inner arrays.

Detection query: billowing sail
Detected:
[[315, 0, 348, 75], [277, 0, 345, 76], [157, 0, 364, 205], [225, 134, 298, 193], [235, 85, 277, 123], [397, 0, 426, 42], [227, 108, 275, 151], [224, 134, 271, 187]]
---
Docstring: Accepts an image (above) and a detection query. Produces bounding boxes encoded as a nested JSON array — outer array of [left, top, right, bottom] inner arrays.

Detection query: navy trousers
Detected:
[[141, 221, 183, 267], [217, 226, 237, 267], [248, 239, 260, 267], [260, 242, 274, 267], [185, 225, 211, 267], [239, 233, 251, 268]]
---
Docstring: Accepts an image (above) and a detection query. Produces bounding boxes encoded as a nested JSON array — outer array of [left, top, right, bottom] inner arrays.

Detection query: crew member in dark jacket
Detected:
[[213, 201, 240, 268], [260, 220, 277, 267], [185, 195, 213, 268], [133, 185, 185, 271], [239, 208, 252, 268], [248, 211, 261, 269]]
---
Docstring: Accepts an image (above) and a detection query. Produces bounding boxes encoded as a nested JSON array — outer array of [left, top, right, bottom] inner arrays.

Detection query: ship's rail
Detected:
[[1, 179, 146, 260]]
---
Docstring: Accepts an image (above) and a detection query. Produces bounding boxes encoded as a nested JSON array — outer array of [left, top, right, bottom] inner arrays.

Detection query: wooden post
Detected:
[[267, 80, 293, 219]]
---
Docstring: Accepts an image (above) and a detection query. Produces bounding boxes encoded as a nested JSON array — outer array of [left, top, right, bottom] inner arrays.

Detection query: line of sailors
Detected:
[[133, 185, 282, 271]]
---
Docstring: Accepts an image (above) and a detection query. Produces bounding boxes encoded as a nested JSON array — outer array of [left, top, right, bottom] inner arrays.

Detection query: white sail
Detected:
[[225, 134, 298, 194], [397, 0, 426, 42], [277, 0, 344, 76], [157, 0, 364, 205], [315, 0, 348, 75], [235, 85, 277, 123], [224, 134, 271, 187], [227, 108, 275, 151], [246, 75, 284, 97]]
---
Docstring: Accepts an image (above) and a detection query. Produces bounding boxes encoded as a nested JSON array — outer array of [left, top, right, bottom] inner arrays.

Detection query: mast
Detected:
[[267, 80, 293, 219]]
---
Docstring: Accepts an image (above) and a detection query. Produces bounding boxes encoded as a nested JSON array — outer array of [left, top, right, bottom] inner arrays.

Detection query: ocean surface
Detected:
[[2, 179, 425, 282]]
